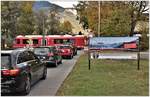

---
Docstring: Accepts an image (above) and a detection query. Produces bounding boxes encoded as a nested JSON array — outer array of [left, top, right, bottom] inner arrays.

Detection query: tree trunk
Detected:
[[130, 10, 136, 36]]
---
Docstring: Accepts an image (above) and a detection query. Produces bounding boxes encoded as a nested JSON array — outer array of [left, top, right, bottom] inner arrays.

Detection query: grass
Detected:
[[56, 54, 149, 96]]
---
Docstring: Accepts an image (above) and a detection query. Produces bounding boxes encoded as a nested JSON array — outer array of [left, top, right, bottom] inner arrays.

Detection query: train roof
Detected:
[[25, 35, 43, 38]]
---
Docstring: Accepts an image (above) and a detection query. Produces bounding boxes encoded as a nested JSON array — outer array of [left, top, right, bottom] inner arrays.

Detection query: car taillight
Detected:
[[68, 49, 71, 52], [2, 69, 20, 76], [61, 50, 65, 53]]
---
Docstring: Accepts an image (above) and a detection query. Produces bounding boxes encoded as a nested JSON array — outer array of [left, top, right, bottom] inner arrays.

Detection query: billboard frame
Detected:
[[88, 37, 140, 70]]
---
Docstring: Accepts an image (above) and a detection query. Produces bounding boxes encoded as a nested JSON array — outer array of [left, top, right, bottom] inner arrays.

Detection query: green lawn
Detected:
[[56, 54, 149, 96]]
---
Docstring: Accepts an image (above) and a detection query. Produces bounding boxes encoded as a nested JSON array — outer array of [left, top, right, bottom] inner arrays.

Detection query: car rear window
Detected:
[[1, 54, 11, 69], [34, 48, 51, 55]]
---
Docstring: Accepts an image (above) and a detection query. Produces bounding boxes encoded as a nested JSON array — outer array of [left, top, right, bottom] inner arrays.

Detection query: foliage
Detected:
[[60, 20, 73, 33], [34, 9, 47, 35], [1, 1, 22, 48], [75, 1, 149, 50], [75, 1, 89, 30], [101, 4, 131, 36], [46, 11, 61, 35], [17, 2, 35, 35], [75, 1, 148, 36], [128, 1, 149, 36], [139, 22, 149, 50]]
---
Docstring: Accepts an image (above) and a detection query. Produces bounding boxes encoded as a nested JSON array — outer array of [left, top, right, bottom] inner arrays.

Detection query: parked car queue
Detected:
[[1, 44, 79, 95]]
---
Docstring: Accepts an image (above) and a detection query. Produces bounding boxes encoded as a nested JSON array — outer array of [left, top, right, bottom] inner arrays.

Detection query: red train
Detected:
[[13, 35, 87, 49]]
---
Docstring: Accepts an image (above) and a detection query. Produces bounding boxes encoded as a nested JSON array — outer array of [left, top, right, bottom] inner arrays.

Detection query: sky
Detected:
[[49, 1, 78, 8]]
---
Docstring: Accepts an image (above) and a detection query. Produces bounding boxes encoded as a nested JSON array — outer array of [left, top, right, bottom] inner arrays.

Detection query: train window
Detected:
[[16, 39, 20, 44], [54, 39, 63, 44], [23, 39, 29, 44], [33, 39, 38, 44], [45, 39, 47, 45]]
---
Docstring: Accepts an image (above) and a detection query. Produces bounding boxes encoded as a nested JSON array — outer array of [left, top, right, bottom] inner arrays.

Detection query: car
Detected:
[[33, 46, 62, 67], [1, 48, 47, 95], [70, 44, 77, 56], [65, 43, 77, 56], [57, 45, 74, 59]]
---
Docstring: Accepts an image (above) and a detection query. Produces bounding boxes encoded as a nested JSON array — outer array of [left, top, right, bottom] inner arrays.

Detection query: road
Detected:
[[28, 50, 84, 96]]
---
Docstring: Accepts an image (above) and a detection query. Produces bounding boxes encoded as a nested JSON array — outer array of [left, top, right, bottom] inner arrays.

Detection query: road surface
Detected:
[[28, 50, 84, 96]]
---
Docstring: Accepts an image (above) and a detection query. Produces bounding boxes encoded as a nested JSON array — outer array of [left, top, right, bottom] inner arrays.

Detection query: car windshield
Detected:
[[34, 48, 51, 55], [1, 54, 11, 69]]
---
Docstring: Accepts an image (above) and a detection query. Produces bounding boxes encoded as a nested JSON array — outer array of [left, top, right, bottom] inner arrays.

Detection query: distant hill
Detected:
[[33, 1, 65, 12], [32, 1, 86, 35]]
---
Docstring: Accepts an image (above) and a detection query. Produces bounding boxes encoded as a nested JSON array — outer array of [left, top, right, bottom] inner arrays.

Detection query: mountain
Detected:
[[32, 1, 86, 35], [32, 1, 65, 12]]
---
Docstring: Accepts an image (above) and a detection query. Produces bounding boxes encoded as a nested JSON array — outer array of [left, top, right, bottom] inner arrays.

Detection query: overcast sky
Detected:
[[49, 1, 78, 8]]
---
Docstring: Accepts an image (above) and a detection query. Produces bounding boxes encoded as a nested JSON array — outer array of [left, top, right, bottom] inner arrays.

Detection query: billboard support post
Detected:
[[88, 51, 91, 70], [88, 37, 91, 70], [137, 38, 140, 70]]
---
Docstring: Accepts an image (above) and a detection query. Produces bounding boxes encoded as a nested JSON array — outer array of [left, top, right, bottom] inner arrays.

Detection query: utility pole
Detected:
[[43, 17, 45, 46], [98, 1, 101, 37]]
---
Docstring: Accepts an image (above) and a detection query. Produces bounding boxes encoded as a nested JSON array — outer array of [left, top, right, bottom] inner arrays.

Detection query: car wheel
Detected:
[[73, 51, 75, 56], [59, 59, 62, 64], [41, 67, 47, 80], [54, 61, 58, 67], [22, 76, 31, 95], [75, 50, 77, 55], [69, 54, 73, 59], [59, 56, 62, 64]]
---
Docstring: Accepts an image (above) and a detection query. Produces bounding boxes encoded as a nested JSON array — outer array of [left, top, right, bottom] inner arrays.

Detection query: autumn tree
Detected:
[[46, 6, 61, 35], [75, 1, 148, 36], [60, 20, 73, 34], [1, 1, 21, 48], [17, 1, 35, 35], [34, 9, 47, 35], [75, 1, 89, 30], [128, 1, 149, 36]]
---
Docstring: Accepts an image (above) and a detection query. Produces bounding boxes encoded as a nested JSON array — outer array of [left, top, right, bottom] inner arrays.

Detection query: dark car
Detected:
[[33, 46, 62, 67], [70, 44, 77, 56], [1, 48, 47, 95], [57, 45, 74, 59]]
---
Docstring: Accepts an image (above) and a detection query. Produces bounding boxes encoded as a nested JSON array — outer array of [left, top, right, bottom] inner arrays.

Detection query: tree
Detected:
[[46, 7, 61, 35], [75, 1, 149, 50], [75, 1, 131, 36], [100, 1, 131, 36], [75, 1, 148, 36], [75, 1, 89, 30], [17, 1, 35, 35], [60, 20, 73, 34], [1, 1, 21, 48], [128, 1, 149, 36], [34, 9, 47, 35]]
